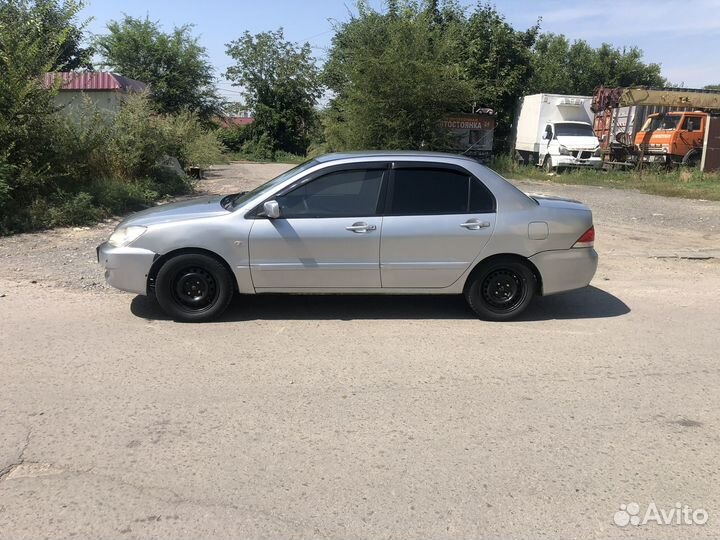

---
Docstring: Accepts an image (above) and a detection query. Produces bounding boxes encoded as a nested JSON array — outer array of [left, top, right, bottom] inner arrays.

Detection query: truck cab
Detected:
[[634, 111, 706, 166], [541, 121, 602, 172]]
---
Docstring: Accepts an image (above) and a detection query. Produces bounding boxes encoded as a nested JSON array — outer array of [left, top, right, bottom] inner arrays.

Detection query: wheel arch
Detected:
[[682, 147, 702, 166], [146, 247, 238, 295], [464, 253, 543, 295]]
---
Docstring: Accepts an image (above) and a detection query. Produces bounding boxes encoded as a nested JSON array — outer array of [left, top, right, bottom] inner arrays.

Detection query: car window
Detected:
[[390, 168, 470, 215], [277, 169, 384, 218], [681, 116, 702, 131], [469, 178, 495, 213]]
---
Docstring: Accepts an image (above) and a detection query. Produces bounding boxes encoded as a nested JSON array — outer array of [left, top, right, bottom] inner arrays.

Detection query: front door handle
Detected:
[[346, 222, 377, 233], [460, 219, 491, 230]]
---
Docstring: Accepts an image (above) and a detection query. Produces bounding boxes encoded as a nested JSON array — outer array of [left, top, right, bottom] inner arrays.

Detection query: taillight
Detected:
[[573, 226, 595, 248]]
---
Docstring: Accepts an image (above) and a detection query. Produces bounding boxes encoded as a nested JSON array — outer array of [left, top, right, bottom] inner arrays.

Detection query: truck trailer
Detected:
[[513, 93, 602, 172]]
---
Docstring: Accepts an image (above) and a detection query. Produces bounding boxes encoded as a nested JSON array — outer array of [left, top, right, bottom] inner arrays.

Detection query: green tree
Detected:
[[529, 34, 666, 95], [0, 0, 86, 219], [704, 84, 720, 91], [96, 16, 220, 120], [0, 0, 93, 72], [323, 0, 473, 151], [455, 3, 539, 148], [225, 29, 322, 156]]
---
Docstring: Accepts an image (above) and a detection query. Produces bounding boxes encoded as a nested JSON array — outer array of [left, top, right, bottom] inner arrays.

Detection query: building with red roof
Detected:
[[45, 72, 148, 114]]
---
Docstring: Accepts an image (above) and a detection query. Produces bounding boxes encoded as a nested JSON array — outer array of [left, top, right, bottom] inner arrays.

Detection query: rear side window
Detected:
[[469, 178, 495, 213], [390, 168, 467, 215], [277, 169, 384, 218], [389, 167, 495, 215]]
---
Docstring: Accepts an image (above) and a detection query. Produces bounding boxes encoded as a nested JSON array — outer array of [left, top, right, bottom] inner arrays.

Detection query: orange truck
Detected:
[[592, 87, 720, 168], [634, 111, 707, 167]]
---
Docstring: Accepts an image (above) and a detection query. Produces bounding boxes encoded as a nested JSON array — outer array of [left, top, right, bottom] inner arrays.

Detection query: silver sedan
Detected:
[[97, 152, 598, 322]]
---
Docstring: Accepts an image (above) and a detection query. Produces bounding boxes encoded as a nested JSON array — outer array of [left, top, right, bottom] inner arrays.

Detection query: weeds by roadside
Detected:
[[0, 94, 224, 235], [491, 154, 720, 201], [222, 150, 308, 164]]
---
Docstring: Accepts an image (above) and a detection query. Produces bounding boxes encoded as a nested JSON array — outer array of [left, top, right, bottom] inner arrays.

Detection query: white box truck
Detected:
[[514, 94, 602, 172]]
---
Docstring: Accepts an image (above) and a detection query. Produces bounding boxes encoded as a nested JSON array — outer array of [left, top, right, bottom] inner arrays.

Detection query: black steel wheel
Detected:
[[464, 258, 536, 321], [172, 266, 218, 311], [156, 253, 234, 322]]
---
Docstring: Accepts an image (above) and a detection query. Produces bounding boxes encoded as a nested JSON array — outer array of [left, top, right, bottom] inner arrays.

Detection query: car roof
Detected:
[[315, 150, 481, 164]]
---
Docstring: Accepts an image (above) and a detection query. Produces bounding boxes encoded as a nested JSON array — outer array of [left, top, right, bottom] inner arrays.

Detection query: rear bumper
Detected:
[[97, 242, 156, 295], [529, 248, 598, 296]]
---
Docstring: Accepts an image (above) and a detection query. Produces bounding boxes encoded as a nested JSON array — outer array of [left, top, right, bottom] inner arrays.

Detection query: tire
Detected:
[[464, 258, 536, 321], [543, 155, 553, 173], [155, 253, 234, 322], [682, 150, 701, 168]]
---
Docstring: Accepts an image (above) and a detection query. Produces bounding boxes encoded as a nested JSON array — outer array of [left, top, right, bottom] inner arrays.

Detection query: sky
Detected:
[[79, 0, 720, 103]]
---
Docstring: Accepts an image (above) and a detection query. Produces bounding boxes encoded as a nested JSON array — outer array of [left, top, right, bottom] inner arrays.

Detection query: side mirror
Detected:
[[263, 200, 280, 219], [543, 127, 553, 140]]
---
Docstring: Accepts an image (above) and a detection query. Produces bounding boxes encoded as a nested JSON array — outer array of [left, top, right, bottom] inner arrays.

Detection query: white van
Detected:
[[514, 94, 602, 172]]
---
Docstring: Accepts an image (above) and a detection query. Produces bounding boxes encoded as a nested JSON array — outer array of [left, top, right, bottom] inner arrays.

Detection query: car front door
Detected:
[[380, 164, 496, 288], [248, 165, 387, 290]]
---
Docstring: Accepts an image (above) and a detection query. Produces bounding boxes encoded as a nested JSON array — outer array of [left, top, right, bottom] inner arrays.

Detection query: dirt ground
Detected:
[[1, 162, 720, 539]]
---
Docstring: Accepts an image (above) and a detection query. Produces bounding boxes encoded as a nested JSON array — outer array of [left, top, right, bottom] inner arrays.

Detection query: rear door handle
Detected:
[[346, 222, 377, 233], [460, 219, 491, 230]]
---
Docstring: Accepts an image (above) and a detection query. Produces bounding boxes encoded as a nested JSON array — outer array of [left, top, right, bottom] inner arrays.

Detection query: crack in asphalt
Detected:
[[0, 426, 31, 481]]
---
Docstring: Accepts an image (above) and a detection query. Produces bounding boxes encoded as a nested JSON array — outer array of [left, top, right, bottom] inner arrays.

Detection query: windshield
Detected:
[[641, 115, 680, 132], [554, 123, 595, 137], [230, 159, 317, 209]]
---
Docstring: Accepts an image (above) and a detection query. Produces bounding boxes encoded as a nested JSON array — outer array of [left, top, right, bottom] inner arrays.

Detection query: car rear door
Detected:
[[248, 164, 387, 289], [380, 163, 496, 288]]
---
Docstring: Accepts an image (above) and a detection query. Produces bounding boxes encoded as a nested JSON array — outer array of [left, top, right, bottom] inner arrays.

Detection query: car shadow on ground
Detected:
[[130, 285, 629, 322]]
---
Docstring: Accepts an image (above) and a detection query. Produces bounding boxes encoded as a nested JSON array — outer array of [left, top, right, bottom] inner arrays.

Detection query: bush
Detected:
[[46, 192, 102, 227], [165, 109, 227, 168], [217, 125, 251, 152], [0, 91, 225, 235], [241, 132, 276, 161]]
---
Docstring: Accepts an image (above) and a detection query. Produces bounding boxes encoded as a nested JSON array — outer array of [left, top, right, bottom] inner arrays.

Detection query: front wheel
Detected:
[[464, 259, 536, 321], [155, 253, 234, 322], [543, 155, 553, 173]]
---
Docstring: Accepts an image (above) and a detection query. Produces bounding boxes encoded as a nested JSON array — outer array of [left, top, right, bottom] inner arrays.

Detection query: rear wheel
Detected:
[[155, 253, 234, 322], [464, 258, 536, 321]]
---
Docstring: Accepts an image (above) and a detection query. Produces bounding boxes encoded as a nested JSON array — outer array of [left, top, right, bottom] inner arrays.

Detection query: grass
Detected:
[[491, 154, 720, 201], [222, 151, 308, 164]]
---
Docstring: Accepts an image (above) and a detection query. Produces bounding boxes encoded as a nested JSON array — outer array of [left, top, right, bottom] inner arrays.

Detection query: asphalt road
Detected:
[[1, 163, 719, 539]]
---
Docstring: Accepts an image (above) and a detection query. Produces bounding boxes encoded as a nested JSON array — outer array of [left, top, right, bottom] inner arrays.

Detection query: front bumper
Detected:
[[554, 155, 603, 169], [529, 248, 598, 296], [97, 242, 157, 295]]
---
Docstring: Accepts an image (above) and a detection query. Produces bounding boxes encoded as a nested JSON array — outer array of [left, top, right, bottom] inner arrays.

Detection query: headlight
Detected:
[[559, 145, 571, 156], [593, 147, 601, 157], [108, 226, 146, 247]]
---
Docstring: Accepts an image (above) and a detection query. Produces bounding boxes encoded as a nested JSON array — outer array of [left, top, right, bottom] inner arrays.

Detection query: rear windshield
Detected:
[[641, 115, 680, 132], [555, 123, 595, 137]]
